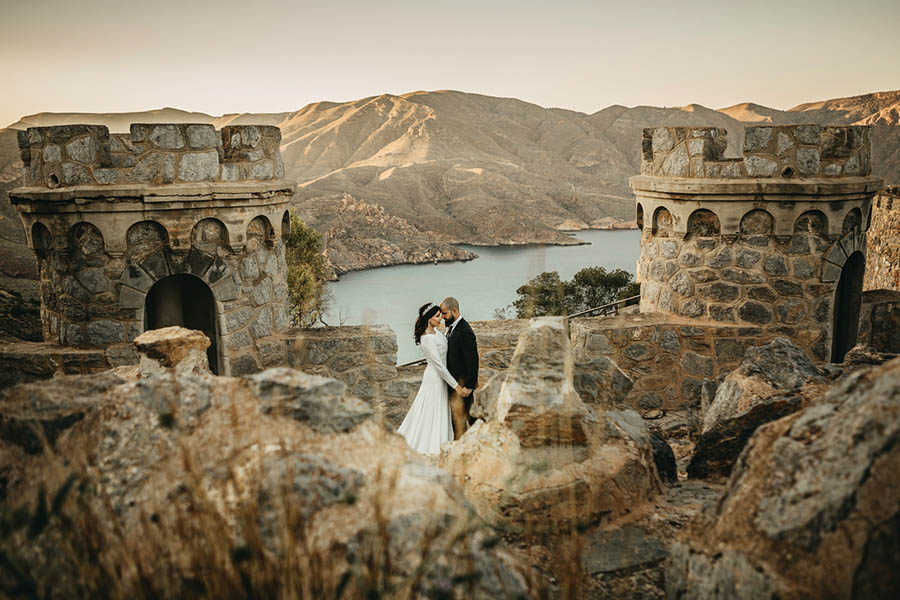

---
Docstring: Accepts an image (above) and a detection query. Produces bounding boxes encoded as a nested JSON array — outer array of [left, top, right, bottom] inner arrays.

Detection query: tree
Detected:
[[568, 267, 635, 313], [284, 214, 331, 327], [512, 271, 569, 318], [511, 267, 638, 318]]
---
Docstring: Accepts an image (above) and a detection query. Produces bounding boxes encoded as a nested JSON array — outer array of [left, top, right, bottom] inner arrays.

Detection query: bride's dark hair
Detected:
[[414, 302, 440, 345]]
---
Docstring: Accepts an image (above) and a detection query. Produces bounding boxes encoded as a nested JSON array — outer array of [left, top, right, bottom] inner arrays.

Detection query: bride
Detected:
[[397, 302, 470, 454]]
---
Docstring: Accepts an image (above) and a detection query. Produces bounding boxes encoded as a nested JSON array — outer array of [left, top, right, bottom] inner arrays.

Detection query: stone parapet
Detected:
[[286, 325, 400, 406], [641, 125, 872, 179], [16, 123, 285, 188], [570, 313, 777, 413], [864, 187, 900, 291], [0, 338, 133, 391], [285, 320, 530, 428]]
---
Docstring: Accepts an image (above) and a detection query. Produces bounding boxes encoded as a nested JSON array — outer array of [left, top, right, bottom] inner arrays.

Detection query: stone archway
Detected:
[[831, 251, 866, 362], [144, 274, 219, 373]]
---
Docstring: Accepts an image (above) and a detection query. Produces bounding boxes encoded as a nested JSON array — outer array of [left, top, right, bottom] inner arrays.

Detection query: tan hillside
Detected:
[[718, 102, 785, 123]]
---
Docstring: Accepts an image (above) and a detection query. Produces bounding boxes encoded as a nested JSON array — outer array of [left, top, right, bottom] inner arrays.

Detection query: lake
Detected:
[[322, 229, 642, 364]]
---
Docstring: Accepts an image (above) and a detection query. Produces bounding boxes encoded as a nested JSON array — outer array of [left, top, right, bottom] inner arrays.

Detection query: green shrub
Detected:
[[284, 214, 331, 327], [511, 267, 638, 318]]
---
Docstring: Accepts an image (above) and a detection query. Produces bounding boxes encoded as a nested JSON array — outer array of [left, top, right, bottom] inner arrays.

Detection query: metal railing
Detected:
[[565, 294, 641, 319], [396, 295, 641, 368]]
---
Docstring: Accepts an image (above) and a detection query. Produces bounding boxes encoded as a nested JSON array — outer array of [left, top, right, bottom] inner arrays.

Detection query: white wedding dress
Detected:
[[397, 330, 456, 454]]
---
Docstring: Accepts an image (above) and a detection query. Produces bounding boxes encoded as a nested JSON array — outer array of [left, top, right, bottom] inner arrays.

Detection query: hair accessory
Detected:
[[423, 302, 436, 312]]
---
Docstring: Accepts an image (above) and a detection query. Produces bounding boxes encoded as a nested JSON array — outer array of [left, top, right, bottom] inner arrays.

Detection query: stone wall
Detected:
[[864, 187, 900, 291], [16, 124, 284, 188], [571, 313, 775, 413], [634, 218, 859, 361], [285, 321, 529, 428], [285, 324, 401, 417], [641, 125, 871, 178], [858, 290, 900, 355]]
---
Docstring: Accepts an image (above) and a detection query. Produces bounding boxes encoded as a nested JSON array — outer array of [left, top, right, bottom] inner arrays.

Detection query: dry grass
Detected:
[[0, 431, 560, 600]]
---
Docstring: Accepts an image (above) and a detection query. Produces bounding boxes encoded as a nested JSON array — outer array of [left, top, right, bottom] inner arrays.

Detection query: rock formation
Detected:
[[292, 193, 476, 274], [0, 326, 530, 598], [687, 337, 825, 479], [668, 356, 900, 599], [440, 317, 659, 530]]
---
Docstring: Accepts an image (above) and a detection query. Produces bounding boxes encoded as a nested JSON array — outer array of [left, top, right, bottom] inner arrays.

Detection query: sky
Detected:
[[1, 0, 898, 128]]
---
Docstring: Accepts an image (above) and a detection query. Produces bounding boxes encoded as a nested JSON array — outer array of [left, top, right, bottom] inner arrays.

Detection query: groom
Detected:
[[440, 297, 479, 440]]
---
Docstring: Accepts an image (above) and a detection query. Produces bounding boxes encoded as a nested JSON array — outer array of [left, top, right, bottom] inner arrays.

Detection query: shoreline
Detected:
[[327, 226, 639, 281]]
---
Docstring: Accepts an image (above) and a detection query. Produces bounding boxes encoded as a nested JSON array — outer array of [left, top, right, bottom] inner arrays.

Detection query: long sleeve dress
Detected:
[[397, 330, 457, 454]]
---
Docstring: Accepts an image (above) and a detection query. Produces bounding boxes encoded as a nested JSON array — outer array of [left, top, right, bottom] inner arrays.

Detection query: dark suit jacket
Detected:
[[446, 318, 479, 405]]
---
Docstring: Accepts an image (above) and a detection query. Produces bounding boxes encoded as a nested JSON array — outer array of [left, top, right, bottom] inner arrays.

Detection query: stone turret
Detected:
[[631, 124, 883, 362], [10, 123, 294, 376]]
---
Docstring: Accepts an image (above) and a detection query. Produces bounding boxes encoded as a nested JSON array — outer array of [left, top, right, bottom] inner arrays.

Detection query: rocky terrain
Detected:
[[292, 193, 476, 276], [2, 320, 899, 598]]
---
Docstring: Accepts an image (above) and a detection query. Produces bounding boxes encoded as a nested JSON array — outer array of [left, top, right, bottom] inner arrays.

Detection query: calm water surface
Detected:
[[322, 229, 641, 363]]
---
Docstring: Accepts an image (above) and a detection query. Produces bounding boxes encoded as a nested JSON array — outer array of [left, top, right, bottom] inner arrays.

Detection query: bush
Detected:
[[511, 267, 638, 318], [284, 214, 331, 327]]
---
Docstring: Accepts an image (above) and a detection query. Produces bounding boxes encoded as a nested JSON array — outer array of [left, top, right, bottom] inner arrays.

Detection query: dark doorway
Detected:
[[144, 274, 219, 373], [831, 251, 866, 362]]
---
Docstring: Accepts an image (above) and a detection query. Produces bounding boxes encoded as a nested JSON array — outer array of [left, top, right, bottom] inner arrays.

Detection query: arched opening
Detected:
[[740, 209, 774, 235], [191, 218, 229, 254], [247, 215, 275, 250], [652, 207, 673, 237], [793, 210, 828, 235], [68, 222, 105, 257], [127, 220, 169, 248], [281, 210, 291, 243], [842, 208, 862, 236], [831, 251, 865, 363], [636, 203, 644, 230], [144, 274, 219, 374], [687, 209, 720, 237], [31, 222, 52, 258]]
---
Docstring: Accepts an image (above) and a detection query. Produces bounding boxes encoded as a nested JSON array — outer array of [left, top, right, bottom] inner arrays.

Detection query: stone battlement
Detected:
[[640, 124, 871, 179], [16, 123, 285, 188]]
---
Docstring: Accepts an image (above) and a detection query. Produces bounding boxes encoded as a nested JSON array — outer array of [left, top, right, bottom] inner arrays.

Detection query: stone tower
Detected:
[[631, 124, 883, 362], [11, 123, 294, 376]]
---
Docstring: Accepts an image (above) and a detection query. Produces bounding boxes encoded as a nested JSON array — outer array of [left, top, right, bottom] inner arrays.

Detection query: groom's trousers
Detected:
[[449, 383, 468, 440]]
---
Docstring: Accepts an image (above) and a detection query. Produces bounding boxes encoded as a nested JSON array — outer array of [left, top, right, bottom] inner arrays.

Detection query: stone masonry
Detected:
[[864, 187, 900, 291], [10, 124, 293, 376], [632, 124, 883, 361]]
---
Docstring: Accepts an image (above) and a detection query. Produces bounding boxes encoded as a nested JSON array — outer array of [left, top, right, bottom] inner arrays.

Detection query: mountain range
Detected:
[[2, 89, 899, 280]]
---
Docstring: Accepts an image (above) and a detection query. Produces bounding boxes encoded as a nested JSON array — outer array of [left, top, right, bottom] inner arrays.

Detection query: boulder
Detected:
[[133, 325, 210, 372], [441, 317, 659, 530], [668, 357, 900, 599], [470, 370, 502, 421], [0, 371, 124, 453], [248, 367, 374, 433], [0, 363, 530, 598], [688, 338, 824, 479]]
